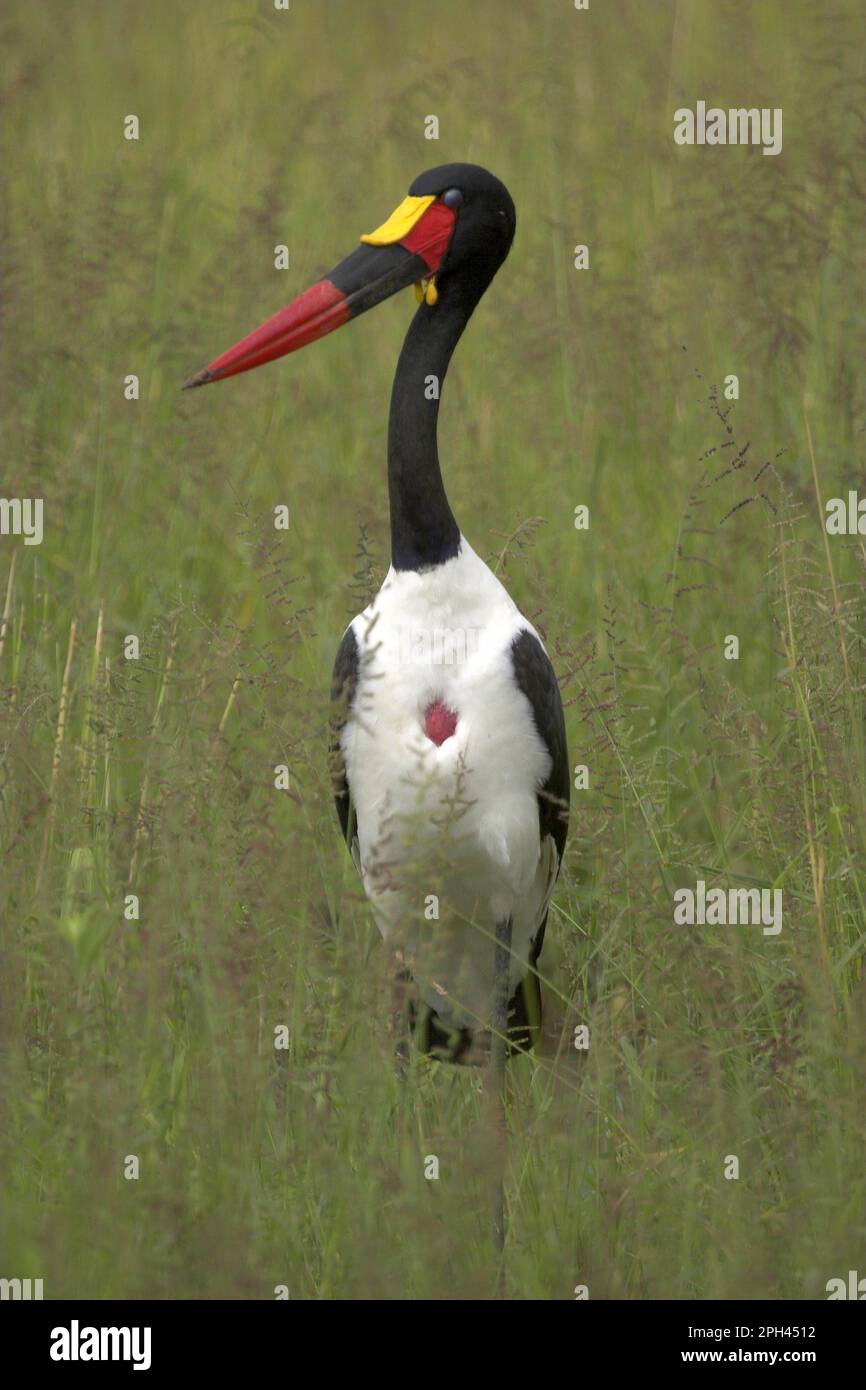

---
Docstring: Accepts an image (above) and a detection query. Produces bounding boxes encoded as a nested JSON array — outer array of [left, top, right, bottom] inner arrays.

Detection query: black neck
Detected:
[[387, 272, 487, 572]]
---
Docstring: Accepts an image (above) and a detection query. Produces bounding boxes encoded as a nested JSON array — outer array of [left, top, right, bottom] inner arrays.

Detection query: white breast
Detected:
[[340, 538, 557, 1031]]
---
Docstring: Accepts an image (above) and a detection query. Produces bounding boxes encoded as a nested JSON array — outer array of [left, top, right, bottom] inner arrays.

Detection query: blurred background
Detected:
[[1, 0, 864, 1298]]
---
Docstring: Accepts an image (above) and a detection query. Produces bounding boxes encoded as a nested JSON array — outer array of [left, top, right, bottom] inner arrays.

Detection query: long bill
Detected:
[[182, 195, 457, 389]]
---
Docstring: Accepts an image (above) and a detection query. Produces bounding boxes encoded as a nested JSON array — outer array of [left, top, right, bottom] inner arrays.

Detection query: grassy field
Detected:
[[1, 0, 865, 1299]]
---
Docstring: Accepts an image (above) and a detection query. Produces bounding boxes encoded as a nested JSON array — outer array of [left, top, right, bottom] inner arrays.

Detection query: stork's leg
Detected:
[[491, 916, 512, 1092], [391, 960, 410, 1081], [491, 916, 512, 1265]]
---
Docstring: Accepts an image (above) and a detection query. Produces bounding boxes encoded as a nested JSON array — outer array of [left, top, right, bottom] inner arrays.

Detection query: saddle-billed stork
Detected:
[[185, 163, 570, 1086]]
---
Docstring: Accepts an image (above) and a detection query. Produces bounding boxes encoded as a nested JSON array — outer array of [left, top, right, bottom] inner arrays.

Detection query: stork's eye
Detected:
[[442, 188, 464, 208]]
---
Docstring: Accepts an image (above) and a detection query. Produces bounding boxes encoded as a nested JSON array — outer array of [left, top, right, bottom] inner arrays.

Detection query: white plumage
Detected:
[[339, 537, 559, 1033]]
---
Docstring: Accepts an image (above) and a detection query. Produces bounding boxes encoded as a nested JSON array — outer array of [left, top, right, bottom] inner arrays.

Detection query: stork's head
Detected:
[[183, 163, 515, 389]]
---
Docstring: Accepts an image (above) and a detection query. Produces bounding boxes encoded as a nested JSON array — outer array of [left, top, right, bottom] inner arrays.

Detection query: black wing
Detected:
[[510, 628, 570, 865], [509, 628, 570, 965], [329, 625, 359, 851]]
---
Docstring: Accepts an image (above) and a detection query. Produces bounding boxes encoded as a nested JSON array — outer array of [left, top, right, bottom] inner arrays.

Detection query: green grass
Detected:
[[1, 0, 865, 1299]]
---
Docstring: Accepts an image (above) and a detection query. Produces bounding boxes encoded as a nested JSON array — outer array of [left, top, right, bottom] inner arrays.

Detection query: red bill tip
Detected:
[[184, 279, 350, 388]]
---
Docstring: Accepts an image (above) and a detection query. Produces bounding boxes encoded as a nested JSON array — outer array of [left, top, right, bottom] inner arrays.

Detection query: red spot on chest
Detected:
[[424, 700, 459, 747]]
